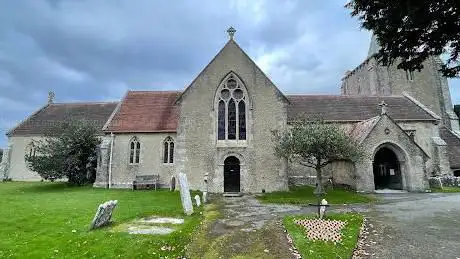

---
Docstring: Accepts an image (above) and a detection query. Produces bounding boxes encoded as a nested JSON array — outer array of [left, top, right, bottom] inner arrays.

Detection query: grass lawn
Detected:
[[431, 186, 460, 193], [284, 213, 363, 259], [0, 182, 201, 258], [257, 186, 376, 205]]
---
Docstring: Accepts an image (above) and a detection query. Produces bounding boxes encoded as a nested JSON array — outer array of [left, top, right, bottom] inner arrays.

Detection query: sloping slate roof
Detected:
[[347, 116, 380, 143], [287, 95, 436, 121], [8, 102, 118, 136], [439, 127, 460, 169], [105, 91, 179, 133]]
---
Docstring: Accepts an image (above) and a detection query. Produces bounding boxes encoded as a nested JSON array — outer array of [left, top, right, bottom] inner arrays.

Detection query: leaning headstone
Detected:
[[178, 173, 193, 215], [194, 195, 201, 207], [90, 200, 118, 230], [319, 199, 328, 219], [170, 176, 176, 191], [202, 191, 208, 204]]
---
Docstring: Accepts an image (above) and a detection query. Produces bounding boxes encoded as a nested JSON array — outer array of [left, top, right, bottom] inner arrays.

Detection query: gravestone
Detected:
[[194, 195, 201, 207], [319, 199, 328, 219], [202, 191, 207, 204], [178, 173, 193, 215], [170, 176, 176, 191], [90, 200, 118, 230]]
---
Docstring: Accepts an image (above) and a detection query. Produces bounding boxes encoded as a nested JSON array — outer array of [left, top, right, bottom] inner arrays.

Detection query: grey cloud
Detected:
[[0, 0, 373, 145]]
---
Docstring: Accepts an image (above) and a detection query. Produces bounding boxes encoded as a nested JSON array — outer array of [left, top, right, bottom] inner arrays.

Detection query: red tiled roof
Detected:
[[8, 102, 118, 136], [105, 91, 180, 133], [286, 95, 437, 121]]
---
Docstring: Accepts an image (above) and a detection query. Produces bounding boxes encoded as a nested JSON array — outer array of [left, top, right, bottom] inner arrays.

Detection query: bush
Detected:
[[25, 120, 100, 185]]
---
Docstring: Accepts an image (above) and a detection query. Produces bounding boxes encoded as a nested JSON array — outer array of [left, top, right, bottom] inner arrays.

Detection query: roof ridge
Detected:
[[286, 94, 406, 98], [51, 101, 119, 105], [402, 92, 441, 121], [128, 90, 181, 93], [6, 104, 50, 136]]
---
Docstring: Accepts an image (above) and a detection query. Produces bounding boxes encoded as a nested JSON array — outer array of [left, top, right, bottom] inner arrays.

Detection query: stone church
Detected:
[[2, 29, 460, 193]]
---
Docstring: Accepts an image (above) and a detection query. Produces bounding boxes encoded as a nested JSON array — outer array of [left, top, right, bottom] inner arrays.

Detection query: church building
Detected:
[[2, 28, 460, 193]]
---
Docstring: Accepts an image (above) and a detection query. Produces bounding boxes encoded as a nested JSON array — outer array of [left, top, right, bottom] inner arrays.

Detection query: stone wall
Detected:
[[428, 176, 460, 188], [287, 160, 356, 189], [356, 115, 429, 192], [341, 55, 457, 130], [176, 40, 288, 193], [107, 133, 177, 188], [6, 136, 43, 181]]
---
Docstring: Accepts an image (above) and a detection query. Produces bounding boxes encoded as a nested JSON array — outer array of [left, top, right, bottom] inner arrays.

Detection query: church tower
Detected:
[[341, 34, 459, 131]]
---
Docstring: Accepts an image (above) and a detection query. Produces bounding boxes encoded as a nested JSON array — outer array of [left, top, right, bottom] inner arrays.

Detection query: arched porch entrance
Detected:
[[373, 146, 403, 190], [224, 156, 240, 192]]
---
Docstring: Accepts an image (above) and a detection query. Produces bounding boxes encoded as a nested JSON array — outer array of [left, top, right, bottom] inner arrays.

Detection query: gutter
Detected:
[[108, 132, 114, 188]]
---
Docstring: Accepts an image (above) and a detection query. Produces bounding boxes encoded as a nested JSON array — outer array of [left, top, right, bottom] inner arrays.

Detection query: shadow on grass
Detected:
[[16, 181, 91, 193]]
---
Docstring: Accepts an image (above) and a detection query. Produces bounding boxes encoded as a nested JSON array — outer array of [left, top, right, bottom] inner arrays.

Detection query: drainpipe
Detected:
[[108, 132, 114, 188]]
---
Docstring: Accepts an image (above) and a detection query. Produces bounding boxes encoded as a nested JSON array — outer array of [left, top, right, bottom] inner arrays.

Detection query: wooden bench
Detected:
[[132, 175, 160, 190]]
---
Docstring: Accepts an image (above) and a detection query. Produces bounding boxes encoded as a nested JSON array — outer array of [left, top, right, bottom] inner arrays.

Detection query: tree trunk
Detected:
[[314, 164, 325, 218], [316, 165, 324, 195]]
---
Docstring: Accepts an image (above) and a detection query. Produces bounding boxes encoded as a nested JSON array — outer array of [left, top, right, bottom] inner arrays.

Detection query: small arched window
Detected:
[[216, 73, 247, 140], [129, 137, 140, 164], [163, 136, 174, 163]]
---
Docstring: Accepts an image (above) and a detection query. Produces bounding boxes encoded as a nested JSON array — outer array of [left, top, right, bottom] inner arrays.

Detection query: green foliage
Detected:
[[257, 186, 376, 205], [347, 0, 460, 77], [273, 119, 364, 168], [273, 119, 365, 193], [283, 213, 363, 259], [431, 186, 460, 193], [0, 182, 202, 258], [25, 121, 101, 185]]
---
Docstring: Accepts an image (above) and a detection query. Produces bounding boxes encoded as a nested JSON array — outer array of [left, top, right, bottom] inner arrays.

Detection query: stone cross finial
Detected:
[[227, 26, 236, 40], [379, 100, 388, 115], [48, 91, 55, 104]]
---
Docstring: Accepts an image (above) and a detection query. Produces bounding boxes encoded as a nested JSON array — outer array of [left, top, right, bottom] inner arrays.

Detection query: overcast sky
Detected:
[[0, 0, 459, 146]]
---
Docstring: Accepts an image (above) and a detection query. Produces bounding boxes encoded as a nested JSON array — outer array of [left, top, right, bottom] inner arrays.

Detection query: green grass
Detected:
[[431, 186, 460, 193], [284, 213, 363, 259], [257, 186, 376, 205], [0, 182, 202, 258]]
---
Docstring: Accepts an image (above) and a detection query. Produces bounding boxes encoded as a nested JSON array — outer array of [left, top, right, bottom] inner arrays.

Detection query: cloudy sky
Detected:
[[0, 0, 459, 146]]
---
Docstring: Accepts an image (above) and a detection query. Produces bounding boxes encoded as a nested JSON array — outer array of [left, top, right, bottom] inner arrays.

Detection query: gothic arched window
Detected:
[[129, 137, 140, 164], [163, 136, 174, 163], [216, 73, 248, 140]]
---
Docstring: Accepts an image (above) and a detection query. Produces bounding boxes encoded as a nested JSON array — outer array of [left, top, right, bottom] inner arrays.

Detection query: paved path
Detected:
[[362, 193, 460, 259], [193, 195, 366, 258], [190, 193, 460, 258]]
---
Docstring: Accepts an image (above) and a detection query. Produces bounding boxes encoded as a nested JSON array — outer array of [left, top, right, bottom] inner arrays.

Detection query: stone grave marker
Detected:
[[178, 173, 193, 215], [170, 176, 176, 191], [90, 200, 118, 230], [202, 191, 207, 204], [194, 195, 201, 207]]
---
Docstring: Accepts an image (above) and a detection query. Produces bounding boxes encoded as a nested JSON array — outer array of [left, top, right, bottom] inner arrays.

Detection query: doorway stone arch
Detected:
[[214, 152, 248, 193], [372, 142, 408, 190]]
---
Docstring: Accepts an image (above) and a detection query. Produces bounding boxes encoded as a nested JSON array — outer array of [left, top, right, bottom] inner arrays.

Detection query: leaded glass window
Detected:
[[216, 73, 248, 140], [163, 136, 174, 163], [129, 137, 140, 164]]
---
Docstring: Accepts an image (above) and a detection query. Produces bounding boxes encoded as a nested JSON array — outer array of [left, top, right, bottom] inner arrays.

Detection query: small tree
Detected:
[[273, 119, 365, 196], [25, 120, 101, 185]]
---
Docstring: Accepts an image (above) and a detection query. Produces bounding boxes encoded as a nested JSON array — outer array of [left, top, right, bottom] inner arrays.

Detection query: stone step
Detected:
[[223, 192, 243, 197]]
